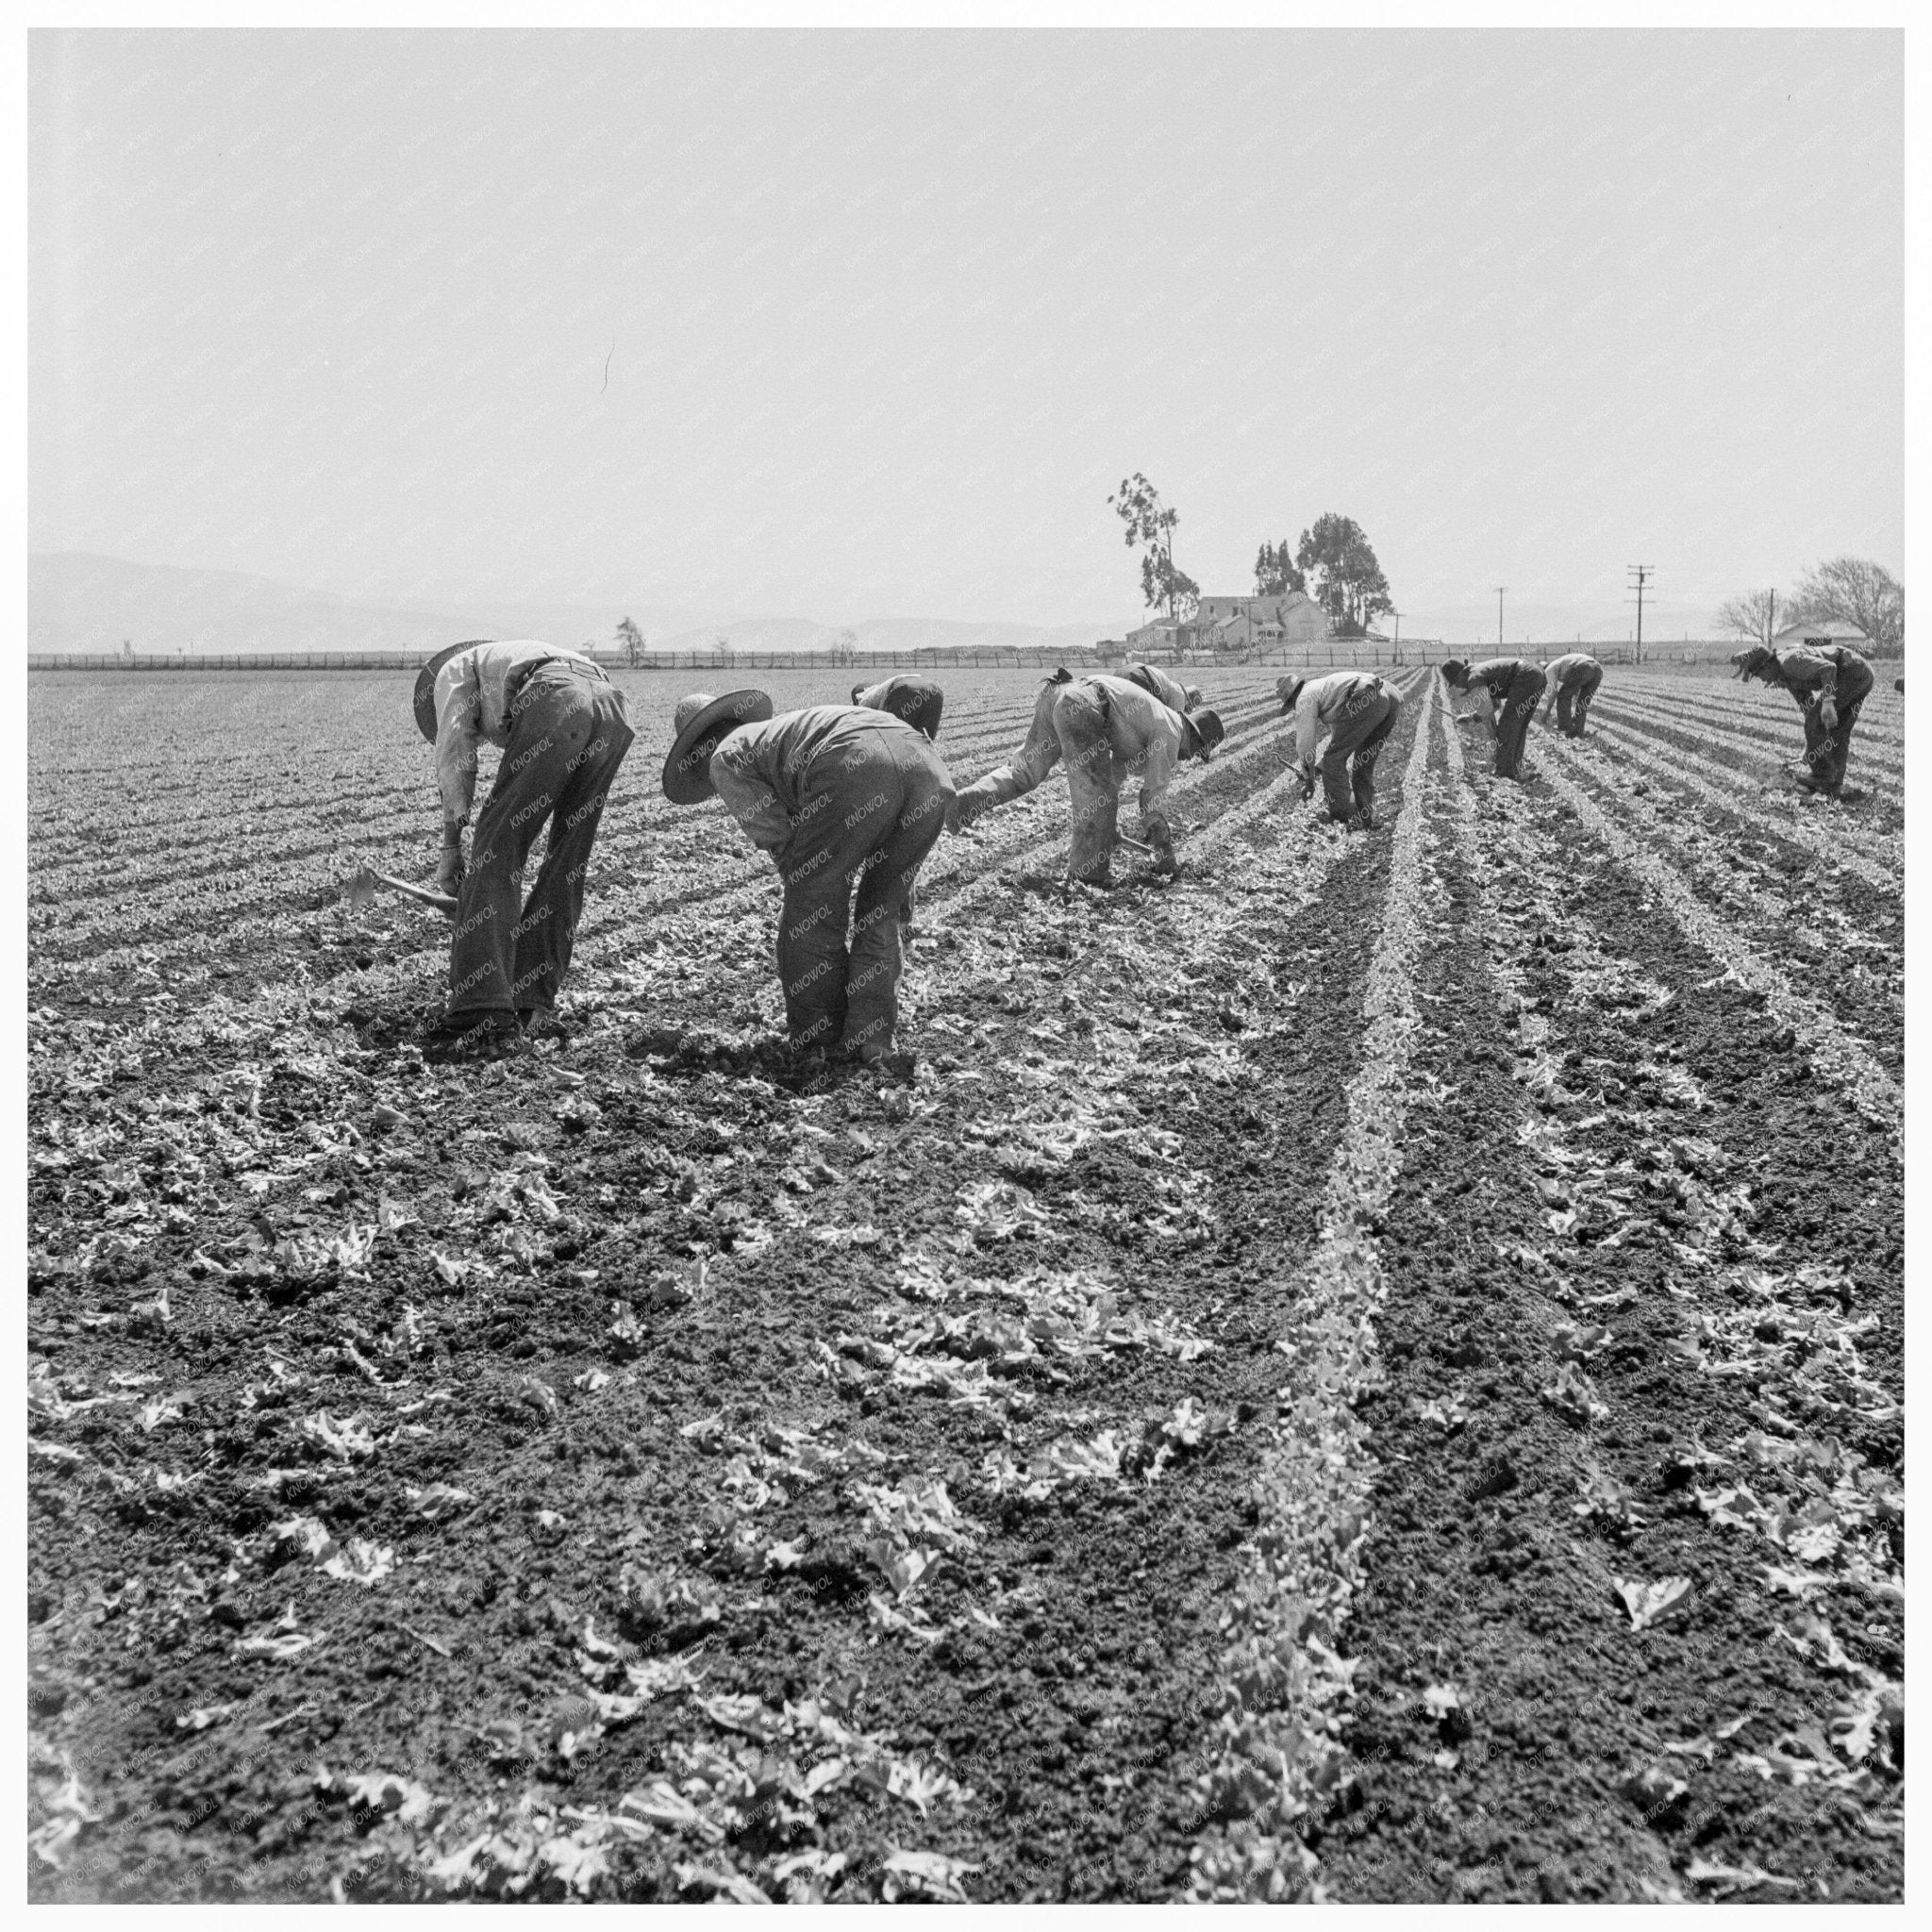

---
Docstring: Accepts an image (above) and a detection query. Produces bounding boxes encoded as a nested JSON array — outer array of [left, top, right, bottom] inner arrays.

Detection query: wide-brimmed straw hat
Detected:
[[414, 641, 495, 742], [1276, 675, 1307, 716], [1732, 645, 1775, 680], [1181, 708, 1225, 759], [662, 689, 774, 804]]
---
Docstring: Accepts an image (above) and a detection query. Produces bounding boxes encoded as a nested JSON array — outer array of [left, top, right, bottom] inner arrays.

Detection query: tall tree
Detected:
[[1784, 557, 1904, 654], [1253, 540, 1307, 597], [615, 615, 645, 666], [1108, 473, 1199, 625], [1712, 590, 1777, 647], [1294, 513, 1393, 636]]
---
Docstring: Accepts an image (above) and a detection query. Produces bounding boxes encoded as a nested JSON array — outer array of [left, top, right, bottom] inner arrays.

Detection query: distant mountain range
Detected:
[[29, 553, 1122, 659]]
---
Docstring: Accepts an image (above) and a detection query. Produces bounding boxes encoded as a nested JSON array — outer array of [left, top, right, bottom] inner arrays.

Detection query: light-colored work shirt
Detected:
[[1289, 671, 1388, 772], [1541, 652, 1599, 700], [1119, 663, 1192, 715], [433, 640, 594, 825], [973, 675, 1185, 817]]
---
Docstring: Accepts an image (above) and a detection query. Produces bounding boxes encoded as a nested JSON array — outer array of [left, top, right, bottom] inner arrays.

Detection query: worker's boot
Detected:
[[424, 1010, 525, 1063]]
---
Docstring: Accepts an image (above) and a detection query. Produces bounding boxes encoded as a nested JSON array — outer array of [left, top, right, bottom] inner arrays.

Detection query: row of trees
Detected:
[[613, 619, 865, 665], [1108, 475, 1394, 638], [1714, 558, 1904, 654]]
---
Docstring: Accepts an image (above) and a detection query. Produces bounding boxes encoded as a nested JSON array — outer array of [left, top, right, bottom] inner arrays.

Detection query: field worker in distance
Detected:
[[1118, 662, 1205, 714], [946, 667, 1224, 885], [417, 639, 633, 1059], [1538, 651, 1604, 739], [1276, 671, 1401, 828], [851, 673, 944, 741], [1439, 657, 1545, 780], [664, 690, 954, 1067], [1732, 640, 1875, 798]]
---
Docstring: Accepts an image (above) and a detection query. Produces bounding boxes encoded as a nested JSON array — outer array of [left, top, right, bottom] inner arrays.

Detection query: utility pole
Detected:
[[1627, 564, 1653, 664], [1768, 588, 1775, 646], [1391, 609, 1403, 664], [1495, 586, 1507, 646]]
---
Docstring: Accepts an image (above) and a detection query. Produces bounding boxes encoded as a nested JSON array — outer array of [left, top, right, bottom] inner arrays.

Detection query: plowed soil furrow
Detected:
[[1582, 720, 1901, 891], [26, 684, 1426, 1903], [1603, 686, 1906, 765], [1547, 748, 1903, 1083], [28, 692, 1286, 972], [1591, 701, 1903, 805], [1524, 760, 1901, 1131], [27, 666, 1902, 1905], [1613, 684, 1906, 760], [1319, 731, 1903, 1904]]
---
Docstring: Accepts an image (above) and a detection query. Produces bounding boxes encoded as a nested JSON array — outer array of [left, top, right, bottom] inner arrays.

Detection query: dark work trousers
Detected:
[[773, 726, 954, 1054], [1491, 667, 1545, 778], [1052, 684, 1132, 882], [447, 660, 633, 1018], [1319, 685, 1400, 820], [1555, 665, 1604, 737], [1797, 660, 1874, 795]]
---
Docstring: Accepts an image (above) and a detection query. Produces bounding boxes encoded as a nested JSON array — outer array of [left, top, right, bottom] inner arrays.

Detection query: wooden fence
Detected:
[[26, 639, 1893, 675]]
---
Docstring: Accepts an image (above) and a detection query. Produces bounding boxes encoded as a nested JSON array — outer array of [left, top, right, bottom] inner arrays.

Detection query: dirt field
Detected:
[[26, 664, 1903, 1901]]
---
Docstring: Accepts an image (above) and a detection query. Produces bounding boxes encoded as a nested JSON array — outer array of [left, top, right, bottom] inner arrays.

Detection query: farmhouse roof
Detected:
[[1773, 617, 1869, 644]]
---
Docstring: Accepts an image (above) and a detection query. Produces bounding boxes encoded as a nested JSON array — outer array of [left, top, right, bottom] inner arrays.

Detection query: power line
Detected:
[[1626, 565, 1654, 664]]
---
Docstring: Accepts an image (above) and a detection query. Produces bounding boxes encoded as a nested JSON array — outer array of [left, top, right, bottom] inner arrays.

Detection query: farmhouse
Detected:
[[1123, 619, 1182, 657], [1772, 617, 1870, 652], [1188, 591, 1332, 654], [1121, 592, 1332, 660]]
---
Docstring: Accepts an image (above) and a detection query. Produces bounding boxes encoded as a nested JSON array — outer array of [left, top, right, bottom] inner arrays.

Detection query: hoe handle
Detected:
[[350, 863, 459, 916]]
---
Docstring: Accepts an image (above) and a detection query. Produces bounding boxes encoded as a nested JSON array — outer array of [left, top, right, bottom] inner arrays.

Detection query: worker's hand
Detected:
[[435, 836, 465, 896], [946, 781, 992, 834], [1820, 699, 1840, 731], [1297, 769, 1316, 804], [1144, 820, 1179, 875]]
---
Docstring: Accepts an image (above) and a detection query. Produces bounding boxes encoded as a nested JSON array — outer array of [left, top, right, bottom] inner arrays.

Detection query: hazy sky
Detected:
[[30, 28, 1901, 641]]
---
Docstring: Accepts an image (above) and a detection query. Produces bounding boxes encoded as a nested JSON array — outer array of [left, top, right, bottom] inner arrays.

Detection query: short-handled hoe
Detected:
[[347, 861, 458, 918]]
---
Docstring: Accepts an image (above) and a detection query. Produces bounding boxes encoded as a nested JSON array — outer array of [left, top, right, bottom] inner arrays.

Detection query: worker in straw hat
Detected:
[[946, 668, 1224, 885], [1275, 671, 1401, 828], [1732, 639, 1875, 798], [851, 673, 945, 741], [1537, 650, 1605, 739], [1439, 656, 1545, 780], [663, 690, 955, 1067], [412, 639, 632, 1058]]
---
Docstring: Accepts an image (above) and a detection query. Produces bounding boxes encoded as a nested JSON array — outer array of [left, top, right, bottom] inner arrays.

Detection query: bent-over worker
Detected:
[[946, 669, 1224, 885], [1276, 672, 1401, 827], [1441, 658, 1544, 779], [852, 674, 944, 741], [1539, 652, 1604, 739], [1119, 662, 1204, 714], [416, 639, 633, 1058], [664, 692, 953, 1063], [1733, 641, 1875, 798]]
